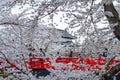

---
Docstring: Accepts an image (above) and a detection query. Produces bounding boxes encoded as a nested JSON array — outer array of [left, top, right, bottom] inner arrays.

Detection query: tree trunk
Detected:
[[102, 1, 120, 80], [104, 2, 120, 41], [102, 64, 120, 80]]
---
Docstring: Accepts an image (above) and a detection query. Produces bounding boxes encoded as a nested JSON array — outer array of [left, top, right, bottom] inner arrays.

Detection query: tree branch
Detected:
[[101, 63, 120, 80], [0, 51, 31, 79], [100, 2, 120, 80], [103, 2, 120, 40], [0, 22, 19, 26]]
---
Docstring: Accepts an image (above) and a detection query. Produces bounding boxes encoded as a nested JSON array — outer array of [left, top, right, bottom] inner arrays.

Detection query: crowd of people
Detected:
[[28, 47, 110, 59], [29, 48, 46, 58]]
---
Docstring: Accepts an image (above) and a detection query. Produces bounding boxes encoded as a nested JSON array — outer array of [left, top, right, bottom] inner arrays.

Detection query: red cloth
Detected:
[[97, 57, 106, 65]]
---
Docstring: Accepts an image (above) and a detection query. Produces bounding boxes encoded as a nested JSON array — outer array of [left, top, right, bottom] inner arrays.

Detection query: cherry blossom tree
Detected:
[[0, 0, 120, 80]]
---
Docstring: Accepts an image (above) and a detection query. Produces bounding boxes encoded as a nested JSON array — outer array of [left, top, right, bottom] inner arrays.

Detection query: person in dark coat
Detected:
[[102, 48, 108, 57], [40, 48, 46, 57], [69, 51, 73, 61], [29, 52, 32, 57], [69, 51, 73, 57]]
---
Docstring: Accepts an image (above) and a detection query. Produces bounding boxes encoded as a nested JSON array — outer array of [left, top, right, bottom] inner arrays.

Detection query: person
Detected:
[[69, 51, 73, 61], [69, 51, 73, 57], [78, 54, 81, 58], [102, 48, 108, 57], [29, 52, 35, 58], [56, 52, 61, 58], [29, 52, 32, 57], [40, 48, 46, 57]]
